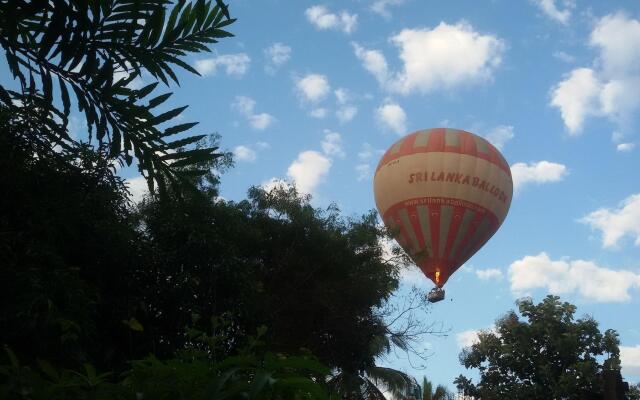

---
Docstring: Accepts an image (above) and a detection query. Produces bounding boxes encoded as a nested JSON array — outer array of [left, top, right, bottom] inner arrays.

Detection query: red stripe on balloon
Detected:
[[375, 128, 511, 175], [382, 197, 499, 286]]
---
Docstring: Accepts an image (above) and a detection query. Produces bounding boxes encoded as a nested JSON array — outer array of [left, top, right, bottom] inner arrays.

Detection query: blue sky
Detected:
[[4, 0, 640, 392], [158, 0, 640, 389]]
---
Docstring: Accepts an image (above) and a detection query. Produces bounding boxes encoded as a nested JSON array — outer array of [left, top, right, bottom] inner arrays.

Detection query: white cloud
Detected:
[[233, 145, 257, 162], [371, 0, 405, 19], [321, 130, 345, 157], [336, 105, 358, 123], [261, 177, 292, 193], [353, 43, 390, 86], [475, 268, 503, 280], [334, 88, 350, 104], [590, 12, 640, 78], [250, 113, 276, 130], [354, 22, 505, 94], [508, 252, 640, 302], [510, 161, 567, 191], [621, 345, 640, 377], [457, 326, 499, 349], [305, 5, 357, 34], [617, 142, 635, 152], [310, 108, 328, 118], [551, 13, 640, 134], [484, 125, 514, 150], [287, 150, 332, 195], [376, 102, 407, 134], [531, 0, 573, 25], [195, 53, 250, 77], [580, 194, 640, 249], [232, 96, 275, 130], [126, 176, 148, 203], [550, 68, 602, 134], [296, 74, 331, 103], [356, 163, 372, 181], [456, 330, 481, 348], [264, 42, 291, 74]]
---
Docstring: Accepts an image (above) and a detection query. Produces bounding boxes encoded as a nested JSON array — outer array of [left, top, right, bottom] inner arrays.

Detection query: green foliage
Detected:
[[420, 376, 452, 400], [458, 295, 623, 400], [1, 3, 430, 400], [134, 183, 401, 371], [0, 0, 236, 192], [0, 346, 330, 400]]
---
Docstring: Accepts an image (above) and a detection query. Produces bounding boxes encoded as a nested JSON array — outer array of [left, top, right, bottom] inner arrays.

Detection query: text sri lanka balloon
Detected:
[[374, 128, 513, 287]]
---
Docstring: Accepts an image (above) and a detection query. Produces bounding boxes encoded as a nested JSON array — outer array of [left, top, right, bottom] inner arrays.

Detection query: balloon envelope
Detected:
[[374, 128, 513, 287]]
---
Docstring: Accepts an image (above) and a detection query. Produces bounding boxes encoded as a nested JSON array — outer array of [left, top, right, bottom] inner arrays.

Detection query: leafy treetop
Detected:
[[0, 0, 235, 193]]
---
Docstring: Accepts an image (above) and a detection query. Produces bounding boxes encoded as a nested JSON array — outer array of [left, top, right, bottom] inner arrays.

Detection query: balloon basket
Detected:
[[427, 287, 445, 303]]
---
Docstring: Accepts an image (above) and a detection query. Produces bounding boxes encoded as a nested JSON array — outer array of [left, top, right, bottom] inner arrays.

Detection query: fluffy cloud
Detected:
[[250, 113, 276, 130], [354, 22, 504, 94], [287, 151, 332, 195], [550, 68, 602, 134], [336, 106, 358, 123], [195, 53, 250, 77], [621, 345, 640, 378], [232, 96, 275, 130], [261, 177, 292, 193], [509, 252, 640, 302], [484, 125, 515, 150], [475, 268, 503, 280], [510, 161, 567, 191], [616, 143, 635, 152], [264, 42, 291, 74], [590, 13, 640, 78], [580, 194, 640, 249], [353, 43, 390, 86], [551, 13, 640, 134], [321, 130, 345, 157], [376, 102, 407, 134], [531, 0, 573, 25], [334, 88, 350, 104], [296, 74, 331, 103], [370, 0, 405, 18], [126, 176, 148, 204], [305, 5, 357, 34], [233, 145, 257, 162], [456, 330, 482, 348]]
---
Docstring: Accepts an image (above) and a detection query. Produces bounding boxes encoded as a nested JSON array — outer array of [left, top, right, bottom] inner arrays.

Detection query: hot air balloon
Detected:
[[374, 128, 513, 302]]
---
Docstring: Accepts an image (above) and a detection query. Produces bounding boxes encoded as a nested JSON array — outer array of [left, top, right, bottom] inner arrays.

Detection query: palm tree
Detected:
[[328, 366, 420, 400], [420, 377, 453, 400], [326, 329, 420, 400]]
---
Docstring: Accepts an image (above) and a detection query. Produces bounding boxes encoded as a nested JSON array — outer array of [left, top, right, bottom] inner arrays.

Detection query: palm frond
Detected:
[[366, 366, 420, 400]]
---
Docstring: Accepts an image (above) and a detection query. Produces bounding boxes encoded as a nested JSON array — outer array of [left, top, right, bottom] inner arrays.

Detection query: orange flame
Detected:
[[435, 270, 440, 285]]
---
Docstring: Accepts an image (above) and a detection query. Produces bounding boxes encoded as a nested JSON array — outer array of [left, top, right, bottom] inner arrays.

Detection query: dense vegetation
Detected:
[[0, 1, 430, 398], [455, 296, 627, 400]]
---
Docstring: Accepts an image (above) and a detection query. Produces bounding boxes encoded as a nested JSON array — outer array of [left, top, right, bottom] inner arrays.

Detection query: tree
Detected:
[[420, 376, 453, 400], [0, 0, 235, 191], [1, 2, 438, 399], [458, 295, 622, 400], [628, 383, 640, 400]]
